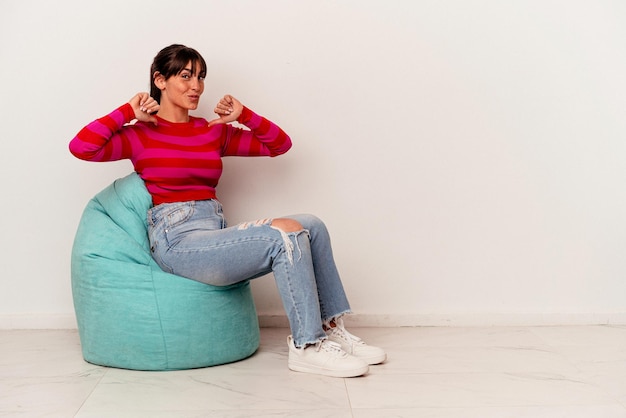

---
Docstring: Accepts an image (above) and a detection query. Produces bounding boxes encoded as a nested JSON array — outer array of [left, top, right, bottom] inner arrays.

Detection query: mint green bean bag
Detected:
[[71, 173, 260, 371]]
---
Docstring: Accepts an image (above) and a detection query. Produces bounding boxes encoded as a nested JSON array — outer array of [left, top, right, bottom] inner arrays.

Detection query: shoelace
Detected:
[[332, 323, 365, 345], [315, 339, 345, 355]]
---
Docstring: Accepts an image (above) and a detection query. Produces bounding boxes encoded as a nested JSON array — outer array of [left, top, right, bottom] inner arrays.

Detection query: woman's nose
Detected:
[[190, 77, 201, 90]]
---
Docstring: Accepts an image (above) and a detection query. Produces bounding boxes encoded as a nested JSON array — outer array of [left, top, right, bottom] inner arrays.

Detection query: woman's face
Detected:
[[159, 61, 205, 111]]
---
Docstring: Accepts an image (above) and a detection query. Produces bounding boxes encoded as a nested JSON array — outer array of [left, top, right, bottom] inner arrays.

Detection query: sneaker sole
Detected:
[[288, 361, 369, 378], [327, 341, 387, 365], [360, 353, 387, 365]]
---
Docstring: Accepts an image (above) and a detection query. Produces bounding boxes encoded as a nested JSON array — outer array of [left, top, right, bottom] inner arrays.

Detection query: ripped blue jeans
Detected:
[[147, 199, 351, 347]]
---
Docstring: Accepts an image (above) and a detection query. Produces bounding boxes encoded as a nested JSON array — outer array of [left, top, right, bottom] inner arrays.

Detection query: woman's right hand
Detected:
[[129, 93, 160, 124]]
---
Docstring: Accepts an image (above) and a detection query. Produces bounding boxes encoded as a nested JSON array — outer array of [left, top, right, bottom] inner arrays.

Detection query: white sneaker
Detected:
[[287, 336, 369, 378], [326, 319, 387, 365]]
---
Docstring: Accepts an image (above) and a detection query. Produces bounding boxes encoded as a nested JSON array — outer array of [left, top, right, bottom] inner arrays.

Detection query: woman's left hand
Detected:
[[208, 95, 243, 127]]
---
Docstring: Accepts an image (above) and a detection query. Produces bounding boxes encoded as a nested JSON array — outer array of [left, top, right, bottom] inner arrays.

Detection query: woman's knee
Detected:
[[289, 214, 328, 236], [271, 217, 303, 233]]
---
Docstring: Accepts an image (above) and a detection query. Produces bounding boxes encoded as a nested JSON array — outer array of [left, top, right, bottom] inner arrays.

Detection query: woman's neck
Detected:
[[156, 103, 190, 123]]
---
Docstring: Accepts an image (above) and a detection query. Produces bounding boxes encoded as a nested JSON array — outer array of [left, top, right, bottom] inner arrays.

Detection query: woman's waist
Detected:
[[148, 199, 223, 227], [150, 188, 218, 206]]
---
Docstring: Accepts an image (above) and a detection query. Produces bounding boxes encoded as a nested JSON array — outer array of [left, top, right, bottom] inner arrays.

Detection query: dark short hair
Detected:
[[150, 44, 207, 103]]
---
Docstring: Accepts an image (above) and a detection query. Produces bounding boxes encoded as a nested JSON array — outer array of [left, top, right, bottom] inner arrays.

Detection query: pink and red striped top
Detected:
[[69, 103, 292, 205]]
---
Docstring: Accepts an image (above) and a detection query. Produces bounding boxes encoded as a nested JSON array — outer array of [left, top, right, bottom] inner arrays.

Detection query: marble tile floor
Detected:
[[2, 325, 626, 417]]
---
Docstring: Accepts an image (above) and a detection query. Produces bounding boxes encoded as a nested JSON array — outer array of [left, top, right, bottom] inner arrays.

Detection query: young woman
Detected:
[[69, 44, 385, 377]]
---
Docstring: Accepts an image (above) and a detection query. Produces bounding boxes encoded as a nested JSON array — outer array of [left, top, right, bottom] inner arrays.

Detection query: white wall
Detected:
[[1, 0, 625, 328]]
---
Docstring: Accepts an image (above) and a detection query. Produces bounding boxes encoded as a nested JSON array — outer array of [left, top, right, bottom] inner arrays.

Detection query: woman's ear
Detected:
[[153, 72, 166, 90]]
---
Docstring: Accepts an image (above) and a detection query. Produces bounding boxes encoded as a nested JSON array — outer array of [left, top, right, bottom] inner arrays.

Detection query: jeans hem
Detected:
[[322, 310, 352, 324], [293, 335, 328, 349]]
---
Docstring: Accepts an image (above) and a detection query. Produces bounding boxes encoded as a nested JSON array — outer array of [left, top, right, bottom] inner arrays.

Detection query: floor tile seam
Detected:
[[342, 378, 357, 417], [73, 366, 110, 416]]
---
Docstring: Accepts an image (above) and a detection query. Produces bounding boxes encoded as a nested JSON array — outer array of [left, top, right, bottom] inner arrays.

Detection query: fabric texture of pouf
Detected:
[[71, 173, 260, 371]]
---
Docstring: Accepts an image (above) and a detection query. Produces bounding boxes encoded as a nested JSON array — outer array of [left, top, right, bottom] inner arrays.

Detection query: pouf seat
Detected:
[[71, 173, 260, 371]]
